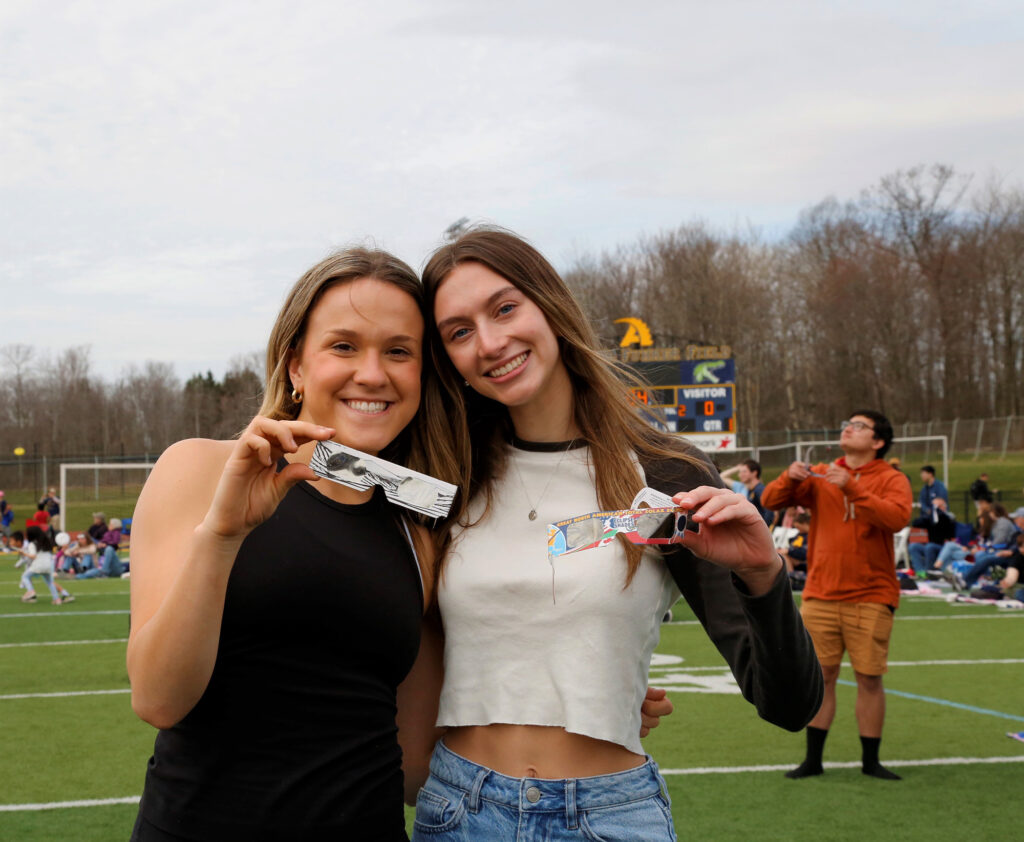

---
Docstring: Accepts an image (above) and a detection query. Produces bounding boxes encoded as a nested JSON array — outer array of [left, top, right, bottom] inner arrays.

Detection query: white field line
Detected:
[[0, 796, 140, 812], [887, 657, 1024, 667], [0, 638, 128, 649], [897, 613, 1024, 620], [649, 657, 1024, 673], [0, 609, 129, 618], [660, 755, 1024, 775], [665, 612, 1024, 627], [0, 591, 130, 598], [0, 688, 130, 701], [4, 756, 1024, 811]]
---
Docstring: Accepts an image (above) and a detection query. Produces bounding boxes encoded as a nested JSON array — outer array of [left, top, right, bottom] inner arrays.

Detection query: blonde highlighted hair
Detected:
[[258, 246, 445, 474]]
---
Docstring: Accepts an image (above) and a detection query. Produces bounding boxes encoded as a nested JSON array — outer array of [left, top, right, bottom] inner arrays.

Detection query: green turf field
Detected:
[[2, 561, 1022, 841]]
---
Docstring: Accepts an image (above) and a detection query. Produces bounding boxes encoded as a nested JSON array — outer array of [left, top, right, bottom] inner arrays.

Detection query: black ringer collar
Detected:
[[509, 435, 588, 452]]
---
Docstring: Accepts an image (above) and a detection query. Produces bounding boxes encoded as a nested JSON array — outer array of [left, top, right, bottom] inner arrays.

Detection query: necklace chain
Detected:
[[511, 441, 574, 521]]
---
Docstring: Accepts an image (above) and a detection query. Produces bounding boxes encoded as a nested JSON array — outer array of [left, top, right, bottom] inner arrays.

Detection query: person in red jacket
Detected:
[[762, 409, 912, 780]]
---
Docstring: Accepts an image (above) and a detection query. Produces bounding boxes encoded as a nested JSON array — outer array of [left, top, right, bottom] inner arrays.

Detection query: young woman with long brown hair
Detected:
[[411, 227, 822, 841]]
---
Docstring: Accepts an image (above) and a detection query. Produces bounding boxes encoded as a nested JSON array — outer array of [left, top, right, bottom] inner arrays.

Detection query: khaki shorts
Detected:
[[800, 598, 894, 676]]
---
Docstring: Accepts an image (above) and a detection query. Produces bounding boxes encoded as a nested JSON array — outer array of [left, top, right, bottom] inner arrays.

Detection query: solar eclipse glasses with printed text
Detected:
[[310, 440, 457, 518], [547, 486, 699, 560]]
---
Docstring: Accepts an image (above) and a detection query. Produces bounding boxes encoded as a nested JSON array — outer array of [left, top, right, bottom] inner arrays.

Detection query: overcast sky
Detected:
[[2, 0, 1022, 382]]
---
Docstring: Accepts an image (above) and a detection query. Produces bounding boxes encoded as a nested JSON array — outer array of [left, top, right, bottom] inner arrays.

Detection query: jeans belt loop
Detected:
[[467, 767, 488, 814], [564, 779, 578, 830]]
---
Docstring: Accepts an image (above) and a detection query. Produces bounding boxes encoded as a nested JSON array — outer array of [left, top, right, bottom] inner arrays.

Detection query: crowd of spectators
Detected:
[[748, 464, 1023, 603], [3, 494, 130, 594]]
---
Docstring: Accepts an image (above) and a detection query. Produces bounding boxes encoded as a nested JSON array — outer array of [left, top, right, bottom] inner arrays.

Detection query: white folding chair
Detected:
[[773, 526, 798, 550], [893, 526, 911, 569]]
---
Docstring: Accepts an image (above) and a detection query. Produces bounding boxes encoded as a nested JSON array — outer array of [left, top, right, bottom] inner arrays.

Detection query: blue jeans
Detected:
[[79, 547, 123, 579], [937, 542, 969, 570], [909, 543, 941, 573], [412, 741, 676, 842], [21, 570, 59, 599], [964, 551, 1003, 589]]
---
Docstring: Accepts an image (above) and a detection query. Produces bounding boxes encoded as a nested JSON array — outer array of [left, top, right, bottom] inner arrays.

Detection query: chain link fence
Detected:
[[0, 453, 156, 501]]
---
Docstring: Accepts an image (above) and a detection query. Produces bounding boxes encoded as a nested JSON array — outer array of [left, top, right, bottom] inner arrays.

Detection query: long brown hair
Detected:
[[421, 226, 711, 585]]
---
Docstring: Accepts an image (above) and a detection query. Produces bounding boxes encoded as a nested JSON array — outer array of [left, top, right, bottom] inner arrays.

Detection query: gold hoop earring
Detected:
[[290, 387, 303, 403]]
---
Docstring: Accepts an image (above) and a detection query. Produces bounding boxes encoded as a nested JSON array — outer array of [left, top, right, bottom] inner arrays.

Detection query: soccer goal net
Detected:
[[58, 462, 156, 534]]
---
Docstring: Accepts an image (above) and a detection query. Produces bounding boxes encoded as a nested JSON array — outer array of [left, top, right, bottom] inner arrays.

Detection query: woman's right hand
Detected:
[[201, 417, 335, 540]]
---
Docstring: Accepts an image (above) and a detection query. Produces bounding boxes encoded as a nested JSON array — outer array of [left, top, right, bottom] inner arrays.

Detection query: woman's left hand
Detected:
[[672, 486, 782, 596]]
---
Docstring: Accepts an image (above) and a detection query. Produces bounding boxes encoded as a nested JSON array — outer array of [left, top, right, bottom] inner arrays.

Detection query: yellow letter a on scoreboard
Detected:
[[614, 317, 654, 348]]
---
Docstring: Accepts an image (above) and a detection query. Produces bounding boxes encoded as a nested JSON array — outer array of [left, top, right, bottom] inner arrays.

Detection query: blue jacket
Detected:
[[919, 480, 948, 517]]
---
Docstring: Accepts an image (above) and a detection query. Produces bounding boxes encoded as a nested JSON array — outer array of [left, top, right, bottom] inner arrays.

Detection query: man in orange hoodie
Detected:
[[762, 409, 912, 780]]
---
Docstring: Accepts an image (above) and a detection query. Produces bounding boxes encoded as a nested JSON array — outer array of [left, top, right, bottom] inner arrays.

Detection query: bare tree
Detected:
[[0, 344, 35, 430]]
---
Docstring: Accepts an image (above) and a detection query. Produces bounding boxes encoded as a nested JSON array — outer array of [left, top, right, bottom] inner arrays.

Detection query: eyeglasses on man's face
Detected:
[[841, 419, 874, 432]]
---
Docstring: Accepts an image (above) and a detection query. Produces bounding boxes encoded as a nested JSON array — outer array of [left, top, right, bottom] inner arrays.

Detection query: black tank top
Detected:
[[136, 480, 423, 842]]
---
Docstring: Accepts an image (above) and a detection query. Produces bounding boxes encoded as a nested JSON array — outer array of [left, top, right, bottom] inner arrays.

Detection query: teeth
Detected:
[[487, 353, 528, 378], [345, 400, 389, 413]]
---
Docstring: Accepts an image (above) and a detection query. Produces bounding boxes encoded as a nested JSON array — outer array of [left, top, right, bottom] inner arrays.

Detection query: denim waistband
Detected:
[[428, 740, 667, 815]]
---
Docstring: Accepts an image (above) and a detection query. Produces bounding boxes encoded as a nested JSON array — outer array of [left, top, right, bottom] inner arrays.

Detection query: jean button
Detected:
[[525, 786, 541, 803]]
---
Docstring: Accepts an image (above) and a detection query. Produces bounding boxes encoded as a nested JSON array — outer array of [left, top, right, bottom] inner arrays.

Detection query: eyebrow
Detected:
[[322, 328, 419, 344], [435, 285, 520, 334]]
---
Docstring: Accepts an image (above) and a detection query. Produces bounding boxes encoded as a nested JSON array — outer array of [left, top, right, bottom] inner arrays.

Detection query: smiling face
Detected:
[[433, 261, 571, 424], [287, 277, 423, 456]]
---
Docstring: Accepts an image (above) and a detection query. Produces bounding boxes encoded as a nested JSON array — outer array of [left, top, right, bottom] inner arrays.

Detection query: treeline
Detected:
[[566, 165, 1024, 432], [0, 346, 263, 459], [2, 165, 1021, 458]]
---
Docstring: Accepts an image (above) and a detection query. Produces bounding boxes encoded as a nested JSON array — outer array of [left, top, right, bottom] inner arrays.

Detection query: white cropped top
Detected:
[[436, 440, 680, 755]]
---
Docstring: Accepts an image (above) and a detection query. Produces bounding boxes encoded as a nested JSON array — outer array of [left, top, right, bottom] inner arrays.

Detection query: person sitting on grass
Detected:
[[947, 503, 1019, 591], [79, 518, 125, 579], [909, 497, 957, 578], [62, 532, 98, 575], [778, 512, 810, 590], [12, 527, 74, 604], [87, 511, 108, 542], [994, 533, 1023, 597]]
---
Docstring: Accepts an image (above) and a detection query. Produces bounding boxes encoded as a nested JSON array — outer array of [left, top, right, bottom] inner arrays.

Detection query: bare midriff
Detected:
[[443, 724, 645, 778]]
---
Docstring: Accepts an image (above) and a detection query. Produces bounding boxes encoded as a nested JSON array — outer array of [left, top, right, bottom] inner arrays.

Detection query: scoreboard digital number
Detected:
[[673, 386, 735, 433], [625, 356, 737, 450], [629, 385, 735, 434]]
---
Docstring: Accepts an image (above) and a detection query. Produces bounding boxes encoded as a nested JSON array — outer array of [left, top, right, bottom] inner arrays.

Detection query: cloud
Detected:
[[0, 0, 1021, 378]]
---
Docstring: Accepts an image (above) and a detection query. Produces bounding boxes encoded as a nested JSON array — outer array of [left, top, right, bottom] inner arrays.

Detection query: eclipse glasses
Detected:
[[547, 486, 698, 560], [310, 440, 457, 518]]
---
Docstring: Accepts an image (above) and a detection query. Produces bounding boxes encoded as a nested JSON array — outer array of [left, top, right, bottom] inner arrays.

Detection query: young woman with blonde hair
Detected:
[[127, 248, 445, 841], [411, 227, 822, 841]]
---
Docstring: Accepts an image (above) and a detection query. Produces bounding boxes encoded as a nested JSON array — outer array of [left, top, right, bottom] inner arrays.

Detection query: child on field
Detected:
[[12, 527, 74, 605]]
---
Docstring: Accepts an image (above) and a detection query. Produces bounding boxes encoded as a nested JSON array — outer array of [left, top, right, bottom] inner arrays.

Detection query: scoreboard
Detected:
[[625, 357, 737, 451]]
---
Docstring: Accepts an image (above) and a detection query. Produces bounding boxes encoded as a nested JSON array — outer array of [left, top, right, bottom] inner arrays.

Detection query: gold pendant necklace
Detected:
[[511, 441, 574, 521]]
